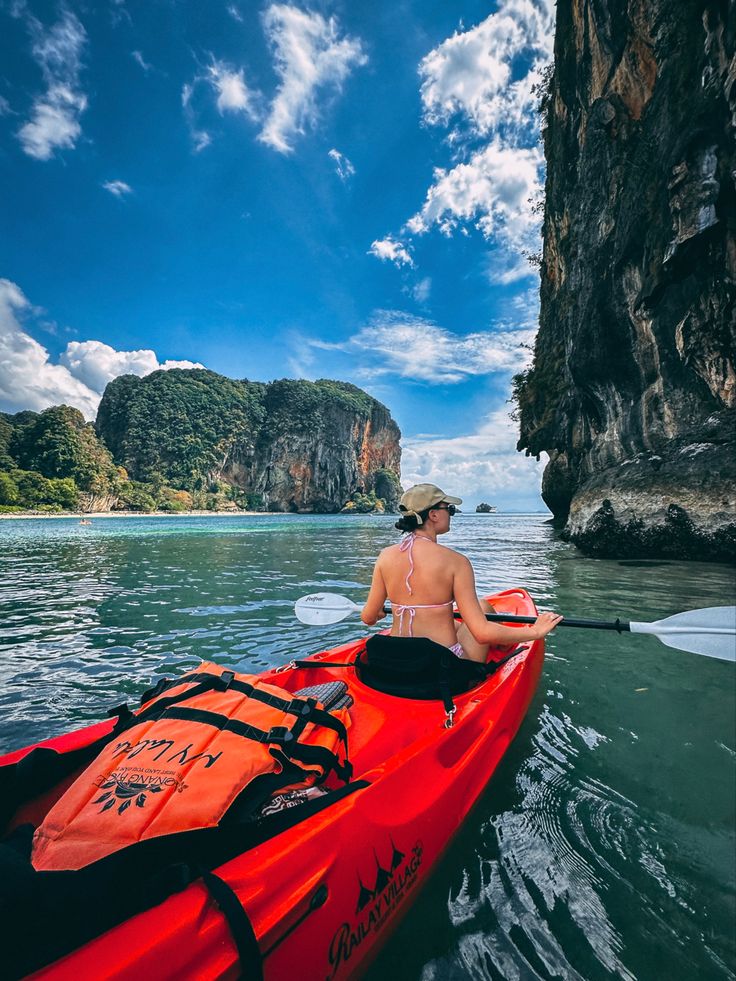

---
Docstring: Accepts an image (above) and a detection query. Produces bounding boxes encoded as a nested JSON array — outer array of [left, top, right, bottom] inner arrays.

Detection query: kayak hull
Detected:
[[1, 588, 544, 981]]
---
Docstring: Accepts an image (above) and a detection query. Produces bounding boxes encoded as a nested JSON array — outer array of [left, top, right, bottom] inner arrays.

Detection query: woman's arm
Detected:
[[453, 556, 562, 643], [361, 558, 388, 625]]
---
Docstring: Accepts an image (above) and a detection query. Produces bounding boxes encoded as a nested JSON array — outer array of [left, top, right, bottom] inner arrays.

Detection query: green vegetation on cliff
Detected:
[[1, 369, 401, 514], [97, 369, 266, 489]]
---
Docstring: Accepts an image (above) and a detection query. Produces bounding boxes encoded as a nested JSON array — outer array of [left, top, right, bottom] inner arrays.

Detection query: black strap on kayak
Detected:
[[199, 868, 263, 981], [160, 707, 352, 784], [141, 672, 341, 727]]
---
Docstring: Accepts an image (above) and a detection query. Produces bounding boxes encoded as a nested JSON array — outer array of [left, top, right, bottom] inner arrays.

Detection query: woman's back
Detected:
[[379, 535, 461, 647]]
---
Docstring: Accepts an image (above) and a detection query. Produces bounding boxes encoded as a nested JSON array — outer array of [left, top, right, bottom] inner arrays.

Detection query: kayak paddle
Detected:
[[293, 592, 736, 663]]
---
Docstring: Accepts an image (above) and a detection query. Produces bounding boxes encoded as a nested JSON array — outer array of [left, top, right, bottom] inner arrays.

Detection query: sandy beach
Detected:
[[0, 510, 275, 520]]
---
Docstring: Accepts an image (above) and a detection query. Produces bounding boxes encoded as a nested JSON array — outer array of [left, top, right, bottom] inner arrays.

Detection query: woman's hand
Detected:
[[532, 611, 564, 639]]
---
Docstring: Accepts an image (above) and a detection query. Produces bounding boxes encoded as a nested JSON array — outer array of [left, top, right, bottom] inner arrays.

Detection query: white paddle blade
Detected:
[[630, 606, 736, 662], [294, 592, 361, 626]]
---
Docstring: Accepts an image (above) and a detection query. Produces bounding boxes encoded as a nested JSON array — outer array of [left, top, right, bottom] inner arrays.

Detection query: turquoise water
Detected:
[[1, 513, 734, 979]]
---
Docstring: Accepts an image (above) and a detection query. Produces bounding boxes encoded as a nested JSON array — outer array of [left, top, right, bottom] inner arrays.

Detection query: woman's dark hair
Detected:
[[395, 508, 431, 532]]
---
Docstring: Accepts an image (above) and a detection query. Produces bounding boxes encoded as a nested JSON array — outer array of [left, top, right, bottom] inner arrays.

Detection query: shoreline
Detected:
[[0, 510, 547, 522], [0, 510, 275, 521]]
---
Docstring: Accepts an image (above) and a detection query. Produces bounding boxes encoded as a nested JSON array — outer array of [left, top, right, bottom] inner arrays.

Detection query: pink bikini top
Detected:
[[390, 533, 453, 637]]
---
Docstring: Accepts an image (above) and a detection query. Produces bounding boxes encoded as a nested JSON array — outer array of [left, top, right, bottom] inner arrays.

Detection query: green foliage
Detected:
[[156, 487, 194, 512], [10, 470, 79, 509], [314, 380, 375, 417], [94, 374, 141, 462], [97, 369, 266, 490], [4, 369, 398, 514], [10, 405, 117, 493], [342, 490, 386, 514], [0, 415, 14, 470], [0, 472, 19, 505], [373, 467, 402, 508], [114, 481, 156, 512], [264, 378, 378, 440]]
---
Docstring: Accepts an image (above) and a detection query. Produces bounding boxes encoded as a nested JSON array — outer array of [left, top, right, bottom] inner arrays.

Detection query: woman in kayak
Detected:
[[361, 483, 562, 662]]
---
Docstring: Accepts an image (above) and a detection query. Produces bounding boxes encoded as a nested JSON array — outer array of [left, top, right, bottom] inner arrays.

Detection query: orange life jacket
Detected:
[[32, 662, 351, 871]]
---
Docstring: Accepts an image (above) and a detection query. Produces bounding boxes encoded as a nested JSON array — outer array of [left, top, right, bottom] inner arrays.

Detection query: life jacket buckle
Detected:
[[267, 726, 294, 745], [444, 706, 456, 729], [288, 697, 314, 717], [218, 671, 235, 690]]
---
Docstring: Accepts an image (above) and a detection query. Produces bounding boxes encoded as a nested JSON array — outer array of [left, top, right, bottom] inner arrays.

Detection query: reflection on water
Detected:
[[1, 513, 734, 981]]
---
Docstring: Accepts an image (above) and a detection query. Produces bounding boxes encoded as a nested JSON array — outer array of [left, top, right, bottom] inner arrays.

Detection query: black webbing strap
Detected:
[[200, 869, 263, 981], [140, 672, 346, 739], [159, 707, 351, 784], [290, 660, 357, 669], [273, 741, 353, 784], [487, 646, 524, 671], [438, 656, 455, 717], [160, 706, 311, 745], [119, 676, 235, 733]]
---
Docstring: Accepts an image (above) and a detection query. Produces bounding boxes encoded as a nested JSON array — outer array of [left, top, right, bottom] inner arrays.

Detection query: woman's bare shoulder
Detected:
[[377, 543, 401, 562], [435, 543, 470, 566]]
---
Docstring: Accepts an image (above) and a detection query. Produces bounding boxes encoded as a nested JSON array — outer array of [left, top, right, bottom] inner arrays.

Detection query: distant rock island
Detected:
[[514, 0, 735, 562], [475, 503, 497, 513], [0, 370, 402, 515]]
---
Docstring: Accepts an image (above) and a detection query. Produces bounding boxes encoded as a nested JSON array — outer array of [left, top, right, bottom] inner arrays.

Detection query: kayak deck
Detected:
[[3, 588, 543, 981]]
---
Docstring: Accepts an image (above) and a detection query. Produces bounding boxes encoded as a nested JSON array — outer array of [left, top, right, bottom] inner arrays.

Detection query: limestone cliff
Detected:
[[223, 379, 401, 512], [517, 0, 735, 561], [97, 371, 401, 513]]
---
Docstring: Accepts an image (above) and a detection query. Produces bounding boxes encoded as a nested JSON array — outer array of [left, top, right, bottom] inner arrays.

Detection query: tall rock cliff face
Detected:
[[517, 0, 735, 560], [223, 379, 401, 512]]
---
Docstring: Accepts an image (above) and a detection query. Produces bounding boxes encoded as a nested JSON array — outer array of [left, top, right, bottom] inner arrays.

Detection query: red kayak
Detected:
[[1, 588, 544, 980]]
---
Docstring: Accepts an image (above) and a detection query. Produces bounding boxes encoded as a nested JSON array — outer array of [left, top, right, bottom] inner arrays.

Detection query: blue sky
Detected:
[[0, 0, 555, 510]]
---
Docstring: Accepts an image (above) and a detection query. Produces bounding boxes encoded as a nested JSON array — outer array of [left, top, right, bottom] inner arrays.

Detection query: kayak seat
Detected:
[[358, 635, 495, 705]]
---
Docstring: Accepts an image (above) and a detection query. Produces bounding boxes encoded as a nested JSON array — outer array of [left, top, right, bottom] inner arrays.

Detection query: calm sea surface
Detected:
[[1, 513, 734, 980]]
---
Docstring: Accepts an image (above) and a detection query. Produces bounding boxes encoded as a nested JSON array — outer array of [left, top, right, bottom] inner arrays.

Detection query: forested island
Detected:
[[0, 369, 402, 515]]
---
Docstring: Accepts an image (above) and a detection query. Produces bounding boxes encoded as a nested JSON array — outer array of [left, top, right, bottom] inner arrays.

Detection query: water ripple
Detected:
[[2, 513, 734, 981]]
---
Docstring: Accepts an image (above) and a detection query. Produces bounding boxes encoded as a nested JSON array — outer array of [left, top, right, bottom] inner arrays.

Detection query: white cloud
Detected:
[[102, 180, 133, 198], [258, 4, 367, 154], [372, 0, 553, 273], [0, 279, 203, 420], [328, 147, 355, 181], [182, 82, 211, 152], [227, 5, 243, 23], [131, 50, 152, 73], [16, 10, 88, 161], [369, 237, 414, 268], [419, 0, 554, 140], [486, 253, 536, 285], [401, 405, 547, 504], [207, 60, 259, 117], [60, 341, 202, 394], [308, 310, 534, 384], [406, 141, 544, 254], [412, 277, 432, 303], [0, 95, 12, 116]]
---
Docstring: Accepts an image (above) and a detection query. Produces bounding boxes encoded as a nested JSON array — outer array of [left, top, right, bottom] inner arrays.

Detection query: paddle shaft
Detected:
[[381, 606, 630, 632]]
